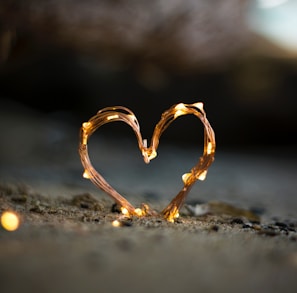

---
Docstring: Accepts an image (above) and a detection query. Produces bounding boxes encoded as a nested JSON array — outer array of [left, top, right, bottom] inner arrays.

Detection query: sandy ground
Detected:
[[0, 101, 297, 293]]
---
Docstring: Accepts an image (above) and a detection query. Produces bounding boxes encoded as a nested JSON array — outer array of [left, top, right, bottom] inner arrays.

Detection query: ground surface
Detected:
[[0, 101, 297, 293]]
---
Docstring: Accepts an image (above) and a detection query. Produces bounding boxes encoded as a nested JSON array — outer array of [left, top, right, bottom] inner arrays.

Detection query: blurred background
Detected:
[[0, 0, 297, 147], [0, 0, 297, 217]]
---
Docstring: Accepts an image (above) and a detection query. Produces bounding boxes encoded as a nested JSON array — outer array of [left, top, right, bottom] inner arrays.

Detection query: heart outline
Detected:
[[79, 102, 215, 222]]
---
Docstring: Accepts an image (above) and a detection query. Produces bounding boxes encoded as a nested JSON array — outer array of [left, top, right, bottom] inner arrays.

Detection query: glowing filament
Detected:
[[207, 142, 213, 155], [134, 208, 144, 217], [147, 150, 157, 161], [112, 220, 121, 227], [83, 170, 91, 179], [174, 103, 187, 118], [79, 102, 216, 222], [197, 170, 208, 181], [193, 102, 204, 111], [107, 114, 119, 120], [175, 103, 186, 110], [1, 211, 20, 231], [142, 149, 157, 164], [121, 207, 129, 216], [182, 173, 192, 184], [166, 206, 180, 223], [82, 122, 92, 130]]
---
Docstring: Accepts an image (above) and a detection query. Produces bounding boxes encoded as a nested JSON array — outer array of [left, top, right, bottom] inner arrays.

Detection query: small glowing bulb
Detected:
[[134, 208, 143, 216], [148, 150, 157, 160], [107, 114, 119, 120], [174, 110, 185, 118], [83, 170, 91, 179], [174, 103, 186, 110], [174, 103, 187, 118], [142, 149, 157, 163], [182, 173, 192, 184], [1, 211, 20, 231], [121, 207, 129, 216], [82, 122, 92, 130], [112, 220, 121, 227], [197, 170, 207, 181], [207, 142, 213, 155], [167, 210, 179, 223], [193, 102, 204, 111]]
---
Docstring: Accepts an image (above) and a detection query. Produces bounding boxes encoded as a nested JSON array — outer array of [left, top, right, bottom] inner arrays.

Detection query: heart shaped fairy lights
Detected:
[[79, 102, 216, 222]]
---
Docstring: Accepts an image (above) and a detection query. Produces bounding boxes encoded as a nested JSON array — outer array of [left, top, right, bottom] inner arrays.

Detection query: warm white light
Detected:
[[148, 150, 157, 161], [174, 103, 186, 110], [82, 122, 92, 130], [174, 103, 187, 118], [193, 102, 204, 111], [197, 170, 207, 181], [1, 211, 20, 231], [121, 207, 129, 216], [207, 142, 213, 155], [112, 220, 121, 227], [134, 208, 144, 216], [182, 173, 191, 184], [142, 149, 157, 163], [107, 114, 119, 120], [83, 170, 90, 179], [174, 110, 184, 118]]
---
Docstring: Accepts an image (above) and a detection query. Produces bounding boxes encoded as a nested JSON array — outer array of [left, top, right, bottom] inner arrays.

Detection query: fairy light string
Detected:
[[79, 102, 216, 222]]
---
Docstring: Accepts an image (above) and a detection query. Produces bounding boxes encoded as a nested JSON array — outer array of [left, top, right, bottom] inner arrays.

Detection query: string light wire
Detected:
[[79, 102, 215, 222]]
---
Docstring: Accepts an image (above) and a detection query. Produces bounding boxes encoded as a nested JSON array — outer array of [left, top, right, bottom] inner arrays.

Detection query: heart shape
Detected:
[[79, 102, 215, 222]]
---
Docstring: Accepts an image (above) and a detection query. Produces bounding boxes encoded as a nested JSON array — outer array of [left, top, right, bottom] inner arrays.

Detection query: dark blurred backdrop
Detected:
[[1, 0, 297, 149]]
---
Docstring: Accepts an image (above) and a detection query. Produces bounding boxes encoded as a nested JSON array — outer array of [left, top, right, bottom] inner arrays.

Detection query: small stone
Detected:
[[80, 203, 89, 209], [111, 203, 122, 213], [71, 193, 103, 211], [120, 219, 133, 227], [210, 225, 219, 232], [274, 222, 288, 228]]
